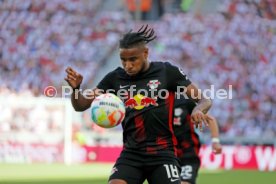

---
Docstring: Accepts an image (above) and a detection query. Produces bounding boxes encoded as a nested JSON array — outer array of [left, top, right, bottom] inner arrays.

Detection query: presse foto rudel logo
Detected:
[[48, 85, 233, 101]]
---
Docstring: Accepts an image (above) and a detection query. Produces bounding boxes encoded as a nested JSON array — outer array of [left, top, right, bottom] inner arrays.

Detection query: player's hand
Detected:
[[65, 67, 83, 89], [212, 142, 222, 154], [191, 109, 209, 131]]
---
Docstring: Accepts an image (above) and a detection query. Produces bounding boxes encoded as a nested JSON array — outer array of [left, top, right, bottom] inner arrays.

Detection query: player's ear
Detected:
[[143, 47, 149, 59]]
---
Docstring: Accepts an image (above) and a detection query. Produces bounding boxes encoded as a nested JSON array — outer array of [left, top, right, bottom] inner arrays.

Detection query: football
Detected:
[[91, 93, 125, 128]]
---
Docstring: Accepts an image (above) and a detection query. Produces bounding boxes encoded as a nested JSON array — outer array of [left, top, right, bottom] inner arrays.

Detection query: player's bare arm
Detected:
[[65, 67, 102, 111], [185, 83, 212, 130], [206, 114, 222, 154]]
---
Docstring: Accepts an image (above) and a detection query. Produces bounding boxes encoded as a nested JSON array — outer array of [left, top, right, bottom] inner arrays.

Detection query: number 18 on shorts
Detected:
[[163, 164, 180, 183]]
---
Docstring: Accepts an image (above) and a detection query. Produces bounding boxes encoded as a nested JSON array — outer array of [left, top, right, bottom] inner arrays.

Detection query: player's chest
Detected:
[[115, 77, 167, 93], [114, 77, 167, 110]]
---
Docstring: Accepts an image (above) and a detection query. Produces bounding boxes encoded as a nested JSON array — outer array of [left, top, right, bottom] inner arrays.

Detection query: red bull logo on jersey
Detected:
[[124, 94, 158, 110]]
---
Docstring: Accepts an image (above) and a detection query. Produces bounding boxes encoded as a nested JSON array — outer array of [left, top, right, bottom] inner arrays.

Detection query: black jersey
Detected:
[[173, 98, 200, 160], [97, 62, 191, 157]]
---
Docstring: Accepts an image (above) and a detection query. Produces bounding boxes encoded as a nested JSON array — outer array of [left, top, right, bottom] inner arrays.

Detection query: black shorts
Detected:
[[109, 150, 181, 184], [179, 157, 200, 184]]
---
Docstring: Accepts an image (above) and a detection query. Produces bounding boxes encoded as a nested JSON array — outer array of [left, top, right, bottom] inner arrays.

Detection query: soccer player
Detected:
[[65, 25, 212, 184], [173, 97, 222, 184]]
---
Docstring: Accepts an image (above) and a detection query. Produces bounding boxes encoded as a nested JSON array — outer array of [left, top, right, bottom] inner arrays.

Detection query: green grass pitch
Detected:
[[0, 163, 275, 184]]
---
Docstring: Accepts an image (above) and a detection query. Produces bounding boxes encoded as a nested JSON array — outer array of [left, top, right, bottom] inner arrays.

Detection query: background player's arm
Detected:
[[206, 114, 222, 154], [65, 67, 102, 111]]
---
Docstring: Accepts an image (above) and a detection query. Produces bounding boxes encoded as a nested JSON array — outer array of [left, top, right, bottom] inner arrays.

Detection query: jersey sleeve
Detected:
[[175, 98, 196, 114], [165, 62, 191, 91], [186, 99, 197, 114]]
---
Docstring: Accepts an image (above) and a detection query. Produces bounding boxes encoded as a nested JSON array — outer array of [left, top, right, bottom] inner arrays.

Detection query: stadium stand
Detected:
[[0, 0, 130, 96]]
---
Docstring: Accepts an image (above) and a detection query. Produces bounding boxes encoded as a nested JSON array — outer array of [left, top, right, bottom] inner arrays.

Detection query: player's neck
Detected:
[[142, 60, 151, 73]]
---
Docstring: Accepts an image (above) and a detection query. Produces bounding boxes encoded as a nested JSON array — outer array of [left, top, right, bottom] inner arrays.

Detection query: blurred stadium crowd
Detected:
[[0, 0, 275, 142], [0, 0, 130, 95]]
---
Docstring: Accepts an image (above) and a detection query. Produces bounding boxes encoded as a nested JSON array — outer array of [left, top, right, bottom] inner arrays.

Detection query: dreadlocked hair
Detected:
[[119, 25, 157, 48]]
